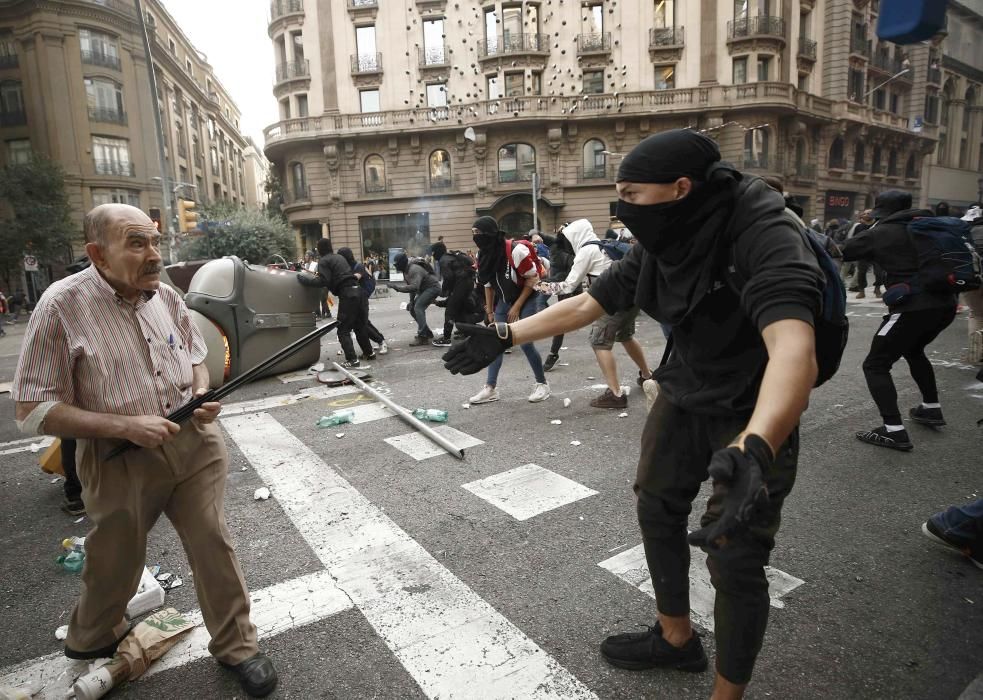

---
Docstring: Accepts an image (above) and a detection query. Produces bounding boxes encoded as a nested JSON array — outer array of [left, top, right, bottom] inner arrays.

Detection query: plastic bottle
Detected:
[[56, 550, 85, 573], [412, 408, 449, 423], [316, 410, 355, 427], [62, 536, 85, 553]]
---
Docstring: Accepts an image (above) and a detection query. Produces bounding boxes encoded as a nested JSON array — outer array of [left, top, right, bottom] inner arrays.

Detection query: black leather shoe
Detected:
[[220, 652, 278, 697]]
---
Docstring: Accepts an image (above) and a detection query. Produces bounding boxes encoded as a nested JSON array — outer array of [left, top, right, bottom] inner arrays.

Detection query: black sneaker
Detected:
[[856, 425, 913, 451], [431, 336, 452, 347], [61, 497, 86, 516], [909, 405, 946, 426], [636, 370, 654, 387], [543, 353, 559, 372], [340, 359, 360, 368], [600, 621, 708, 672], [361, 352, 377, 361], [409, 335, 430, 347], [921, 519, 983, 570]]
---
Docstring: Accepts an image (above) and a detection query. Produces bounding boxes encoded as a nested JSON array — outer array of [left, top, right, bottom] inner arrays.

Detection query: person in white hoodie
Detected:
[[539, 219, 654, 409]]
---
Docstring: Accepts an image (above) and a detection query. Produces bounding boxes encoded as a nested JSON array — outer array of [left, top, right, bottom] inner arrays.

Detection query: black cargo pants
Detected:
[[635, 394, 798, 685]]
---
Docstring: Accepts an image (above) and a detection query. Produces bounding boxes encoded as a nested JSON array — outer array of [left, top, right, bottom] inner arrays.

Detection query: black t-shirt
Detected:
[[589, 180, 823, 416]]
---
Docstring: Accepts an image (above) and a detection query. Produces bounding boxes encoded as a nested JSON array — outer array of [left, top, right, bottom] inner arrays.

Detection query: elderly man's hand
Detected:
[[124, 416, 181, 448], [192, 388, 222, 424]]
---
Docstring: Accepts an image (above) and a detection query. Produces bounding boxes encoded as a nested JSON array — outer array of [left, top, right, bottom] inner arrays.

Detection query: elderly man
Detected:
[[11, 204, 277, 697]]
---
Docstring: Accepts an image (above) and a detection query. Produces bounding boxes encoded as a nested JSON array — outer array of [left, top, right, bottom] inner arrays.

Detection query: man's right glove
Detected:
[[687, 433, 773, 550], [442, 322, 513, 375]]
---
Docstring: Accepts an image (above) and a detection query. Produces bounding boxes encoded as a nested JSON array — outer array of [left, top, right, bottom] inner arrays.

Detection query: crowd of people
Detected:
[[8, 127, 983, 699]]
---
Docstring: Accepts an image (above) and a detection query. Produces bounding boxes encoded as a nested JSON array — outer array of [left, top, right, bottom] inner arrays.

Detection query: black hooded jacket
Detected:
[[589, 174, 823, 416], [841, 208, 956, 312], [298, 252, 359, 297]]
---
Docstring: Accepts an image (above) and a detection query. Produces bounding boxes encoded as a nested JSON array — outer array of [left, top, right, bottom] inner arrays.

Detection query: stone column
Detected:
[[700, 0, 718, 85], [317, 0, 339, 112], [945, 98, 966, 168]]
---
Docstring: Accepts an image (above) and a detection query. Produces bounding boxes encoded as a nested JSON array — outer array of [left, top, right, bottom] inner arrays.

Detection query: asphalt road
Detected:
[[0, 288, 981, 700]]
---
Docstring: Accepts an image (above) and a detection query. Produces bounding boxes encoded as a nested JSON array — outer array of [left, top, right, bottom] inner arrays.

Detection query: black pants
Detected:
[[337, 291, 373, 362], [62, 438, 82, 502], [856, 261, 886, 289], [443, 279, 480, 339], [549, 289, 581, 354], [636, 395, 798, 685], [862, 306, 957, 424], [361, 295, 385, 345]]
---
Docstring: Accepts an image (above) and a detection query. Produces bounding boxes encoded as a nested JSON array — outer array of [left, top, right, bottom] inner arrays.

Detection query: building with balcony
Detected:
[[0, 0, 257, 250], [263, 0, 940, 260], [920, 0, 983, 212], [244, 137, 271, 210]]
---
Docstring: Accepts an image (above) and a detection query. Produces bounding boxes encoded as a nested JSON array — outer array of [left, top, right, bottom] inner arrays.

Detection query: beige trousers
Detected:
[[68, 420, 257, 665]]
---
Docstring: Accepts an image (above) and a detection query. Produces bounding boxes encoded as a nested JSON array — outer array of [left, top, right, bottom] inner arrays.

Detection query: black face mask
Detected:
[[473, 233, 496, 250], [615, 198, 691, 254]]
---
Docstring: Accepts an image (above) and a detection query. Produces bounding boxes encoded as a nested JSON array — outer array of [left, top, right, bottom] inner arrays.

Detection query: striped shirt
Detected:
[[12, 265, 207, 417]]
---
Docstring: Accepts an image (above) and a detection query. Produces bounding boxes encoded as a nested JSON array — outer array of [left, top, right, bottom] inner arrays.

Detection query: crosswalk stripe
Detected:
[[220, 384, 360, 417], [0, 436, 54, 456], [597, 544, 804, 632], [383, 425, 484, 460], [462, 464, 598, 521], [222, 412, 596, 699], [0, 570, 353, 694]]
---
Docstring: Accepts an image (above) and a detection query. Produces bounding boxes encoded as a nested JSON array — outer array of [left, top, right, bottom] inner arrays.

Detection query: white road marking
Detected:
[[462, 464, 598, 521], [347, 402, 395, 424], [0, 436, 54, 456], [0, 435, 50, 449], [276, 369, 318, 383], [597, 544, 804, 632], [0, 570, 353, 695], [383, 425, 484, 461], [223, 413, 594, 699], [0, 381, 11, 394], [220, 384, 359, 417]]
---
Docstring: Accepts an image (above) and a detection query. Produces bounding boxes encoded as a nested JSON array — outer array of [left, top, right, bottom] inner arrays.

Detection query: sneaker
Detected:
[[921, 519, 983, 570], [61, 497, 85, 516], [431, 336, 452, 347], [377, 341, 389, 355], [636, 370, 654, 387], [361, 352, 377, 361], [340, 359, 360, 369], [528, 382, 551, 402], [600, 621, 708, 672], [855, 425, 913, 451], [469, 385, 499, 404], [909, 405, 946, 426], [856, 291, 866, 299], [543, 353, 560, 372], [409, 335, 430, 347], [874, 286, 883, 298], [591, 388, 628, 409]]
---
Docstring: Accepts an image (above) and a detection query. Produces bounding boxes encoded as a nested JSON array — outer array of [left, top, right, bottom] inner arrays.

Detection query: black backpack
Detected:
[[906, 216, 982, 294], [582, 239, 632, 261]]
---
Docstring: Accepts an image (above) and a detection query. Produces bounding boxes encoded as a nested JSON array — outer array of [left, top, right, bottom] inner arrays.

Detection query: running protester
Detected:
[[389, 253, 441, 346]]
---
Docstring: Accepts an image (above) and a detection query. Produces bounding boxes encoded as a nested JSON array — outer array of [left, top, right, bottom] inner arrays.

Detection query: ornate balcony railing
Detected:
[[88, 107, 127, 125], [270, 0, 303, 20], [798, 38, 817, 60], [275, 59, 310, 82], [358, 179, 392, 196], [283, 186, 309, 203], [576, 33, 611, 54], [649, 27, 684, 47], [418, 45, 449, 68], [81, 49, 121, 70], [478, 33, 549, 58], [82, 0, 136, 18], [350, 53, 382, 74], [576, 165, 614, 182], [94, 159, 135, 176], [728, 16, 786, 40]]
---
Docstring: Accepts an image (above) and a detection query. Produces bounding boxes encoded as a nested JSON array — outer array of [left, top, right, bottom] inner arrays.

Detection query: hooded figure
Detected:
[[389, 252, 440, 343], [442, 128, 825, 690], [548, 219, 608, 295]]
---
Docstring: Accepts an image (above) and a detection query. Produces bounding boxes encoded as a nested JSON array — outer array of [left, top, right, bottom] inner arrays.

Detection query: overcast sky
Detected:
[[160, 0, 278, 148]]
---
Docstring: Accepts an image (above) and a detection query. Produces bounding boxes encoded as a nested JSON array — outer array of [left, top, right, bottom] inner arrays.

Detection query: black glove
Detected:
[[687, 433, 773, 550], [442, 322, 514, 375]]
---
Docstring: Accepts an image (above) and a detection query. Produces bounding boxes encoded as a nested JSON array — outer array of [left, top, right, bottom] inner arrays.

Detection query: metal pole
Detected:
[[133, 0, 174, 259], [531, 171, 539, 232], [331, 362, 466, 460]]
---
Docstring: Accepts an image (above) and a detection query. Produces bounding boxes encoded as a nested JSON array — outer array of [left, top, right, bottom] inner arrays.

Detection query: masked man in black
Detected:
[[443, 129, 823, 699]]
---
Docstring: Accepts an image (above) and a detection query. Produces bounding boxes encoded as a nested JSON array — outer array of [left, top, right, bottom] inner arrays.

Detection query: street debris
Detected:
[[317, 410, 354, 427], [254, 487, 271, 501], [50, 477, 61, 484], [550, 419, 562, 425], [586, 376, 596, 380], [618, 412, 629, 418], [462, 403, 470, 409], [413, 408, 449, 423], [570, 440, 582, 446], [166, 577, 183, 591], [74, 516, 84, 524], [335, 433, 345, 439], [55, 625, 68, 640], [156, 572, 172, 583], [309, 362, 325, 373]]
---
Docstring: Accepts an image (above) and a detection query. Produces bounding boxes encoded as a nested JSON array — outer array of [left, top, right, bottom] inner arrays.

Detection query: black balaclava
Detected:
[[472, 216, 504, 285], [394, 252, 409, 274], [316, 238, 334, 257], [615, 129, 722, 254], [337, 247, 356, 269]]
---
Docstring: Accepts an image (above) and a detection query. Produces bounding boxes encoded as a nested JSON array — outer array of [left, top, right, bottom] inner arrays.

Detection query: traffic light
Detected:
[[177, 199, 198, 234], [149, 207, 161, 231]]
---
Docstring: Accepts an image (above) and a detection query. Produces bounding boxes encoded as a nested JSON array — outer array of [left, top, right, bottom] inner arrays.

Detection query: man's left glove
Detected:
[[442, 322, 513, 375], [687, 434, 773, 550]]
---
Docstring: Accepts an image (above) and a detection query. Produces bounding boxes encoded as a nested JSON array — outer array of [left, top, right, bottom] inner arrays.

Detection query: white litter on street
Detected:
[[254, 487, 271, 501]]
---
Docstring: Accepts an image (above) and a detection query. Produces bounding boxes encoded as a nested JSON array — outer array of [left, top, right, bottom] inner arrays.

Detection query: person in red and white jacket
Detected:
[[466, 216, 550, 404]]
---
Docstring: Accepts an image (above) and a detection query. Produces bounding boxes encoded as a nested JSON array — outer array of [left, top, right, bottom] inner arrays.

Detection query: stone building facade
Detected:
[[263, 0, 942, 262], [0, 0, 255, 242]]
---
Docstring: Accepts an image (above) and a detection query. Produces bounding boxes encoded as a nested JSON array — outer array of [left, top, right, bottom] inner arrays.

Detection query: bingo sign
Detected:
[[823, 191, 856, 224], [23, 255, 38, 272]]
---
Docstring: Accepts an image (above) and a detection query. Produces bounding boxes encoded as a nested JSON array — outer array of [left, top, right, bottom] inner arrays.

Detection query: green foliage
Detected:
[[263, 173, 288, 224], [178, 206, 297, 264], [0, 155, 76, 290]]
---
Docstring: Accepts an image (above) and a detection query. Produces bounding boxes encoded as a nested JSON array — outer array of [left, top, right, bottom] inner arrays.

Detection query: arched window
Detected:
[[364, 154, 386, 192], [904, 153, 917, 179], [887, 149, 898, 176], [853, 141, 866, 171], [941, 79, 955, 127], [871, 145, 882, 174], [582, 139, 606, 179], [498, 143, 536, 183], [828, 137, 845, 169], [744, 128, 770, 169], [429, 149, 452, 188], [290, 161, 306, 199]]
